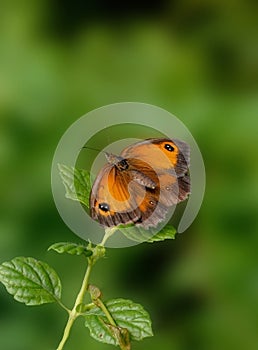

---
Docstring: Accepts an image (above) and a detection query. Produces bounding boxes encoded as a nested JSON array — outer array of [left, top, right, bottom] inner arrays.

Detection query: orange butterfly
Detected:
[[90, 138, 190, 229]]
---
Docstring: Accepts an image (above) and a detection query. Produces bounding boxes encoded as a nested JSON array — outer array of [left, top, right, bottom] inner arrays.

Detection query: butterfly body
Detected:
[[90, 138, 190, 229]]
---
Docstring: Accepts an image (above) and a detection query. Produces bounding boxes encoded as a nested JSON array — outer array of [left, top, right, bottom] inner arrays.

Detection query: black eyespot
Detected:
[[149, 200, 155, 206], [99, 203, 110, 212], [164, 143, 174, 152]]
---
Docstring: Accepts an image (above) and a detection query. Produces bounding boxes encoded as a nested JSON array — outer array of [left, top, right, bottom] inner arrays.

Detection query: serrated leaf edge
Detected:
[[84, 298, 153, 342], [0, 257, 62, 305], [48, 242, 92, 256]]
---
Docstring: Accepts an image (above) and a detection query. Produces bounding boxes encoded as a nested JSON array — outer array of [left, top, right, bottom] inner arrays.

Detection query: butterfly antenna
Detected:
[[81, 146, 107, 155]]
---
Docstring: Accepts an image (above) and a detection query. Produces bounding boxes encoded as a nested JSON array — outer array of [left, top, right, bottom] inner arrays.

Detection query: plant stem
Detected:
[[100, 227, 117, 246], [95, 298, 116, 327], [74, 258, 93, 307], [56, 312, 73, 350], [56, 299, 71, 313], [56, 228, 115, 349], [56, 259, 93, 350]]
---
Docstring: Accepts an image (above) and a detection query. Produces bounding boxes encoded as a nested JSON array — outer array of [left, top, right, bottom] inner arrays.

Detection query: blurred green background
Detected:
[[1, 1, 258, 349]]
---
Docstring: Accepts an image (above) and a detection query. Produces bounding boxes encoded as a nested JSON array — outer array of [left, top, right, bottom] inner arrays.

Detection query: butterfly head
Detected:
[[105, 152, 129, 171]]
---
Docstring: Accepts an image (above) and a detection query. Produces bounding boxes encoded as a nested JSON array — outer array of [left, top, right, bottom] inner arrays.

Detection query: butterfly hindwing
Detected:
[[90, 138, 191, 228]]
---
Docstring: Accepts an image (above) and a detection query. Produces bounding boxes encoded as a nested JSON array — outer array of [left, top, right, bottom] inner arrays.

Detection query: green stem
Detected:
[[55, 299, 70, 313], [56, 312, 73, 350], [56, 228, 115, 349], [56, 259, 93, 350], [95, 298, 116, 327], [93, 298, 130, 350], [100, 227, 117, 246]]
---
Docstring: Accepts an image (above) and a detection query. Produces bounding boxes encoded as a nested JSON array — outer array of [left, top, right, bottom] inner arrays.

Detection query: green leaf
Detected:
[[0, 257, 62, 306], [118, 224, 176, 243], [48, 242, 92, 257], [84, 298, 153, 345], [147, 224, 176, 242], [118, 225, 155, 243], [58, 163, 91, 207]]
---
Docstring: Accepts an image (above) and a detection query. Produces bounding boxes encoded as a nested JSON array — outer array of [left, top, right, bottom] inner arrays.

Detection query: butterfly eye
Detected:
[[117, 158, 129, 170], [120, 159, 127, 167], [164, 143, 174, 152], [99, 203, 110, 212]]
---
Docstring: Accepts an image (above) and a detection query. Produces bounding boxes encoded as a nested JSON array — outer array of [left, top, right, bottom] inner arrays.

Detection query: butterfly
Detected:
[[90, 138, 190, 229]]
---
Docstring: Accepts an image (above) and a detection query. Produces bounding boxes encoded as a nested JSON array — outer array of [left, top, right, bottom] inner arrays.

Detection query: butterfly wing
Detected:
[[90, 138, 190, 229], [90, 158, 169, 228], [121, 138, 191, 207], [90, 163, 151, 227], [121, 138, 190, 176]]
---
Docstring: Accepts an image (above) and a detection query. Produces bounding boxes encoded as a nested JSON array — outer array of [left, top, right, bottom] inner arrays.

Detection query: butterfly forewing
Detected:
[[89, 138, 191, 228]]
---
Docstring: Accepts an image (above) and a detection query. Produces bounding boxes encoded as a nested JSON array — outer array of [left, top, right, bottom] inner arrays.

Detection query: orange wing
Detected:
[[121, 138, 190, 176], [122, 138, 191, 207], [90, 138, 190, 228], [90, 161, 159, 227]]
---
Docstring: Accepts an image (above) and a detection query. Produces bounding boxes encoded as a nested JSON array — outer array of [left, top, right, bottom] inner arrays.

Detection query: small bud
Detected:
[[88, 284, 102, 300]]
